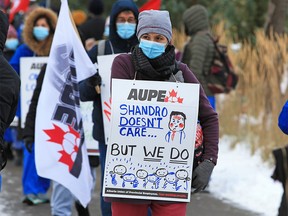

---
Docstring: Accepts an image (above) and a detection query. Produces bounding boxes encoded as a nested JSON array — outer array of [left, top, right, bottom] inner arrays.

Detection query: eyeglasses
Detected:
[[116, 17, 136, 24]]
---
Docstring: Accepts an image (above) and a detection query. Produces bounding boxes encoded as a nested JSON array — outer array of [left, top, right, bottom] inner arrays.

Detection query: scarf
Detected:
[[131, 44, 177, 81]]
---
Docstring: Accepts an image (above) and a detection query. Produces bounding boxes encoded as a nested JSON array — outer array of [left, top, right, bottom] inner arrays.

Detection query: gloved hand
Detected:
[[87, 73, 102, 94], [192, 159, 215, 193], [24, 137, 34, 153], [0, 140, 7, 171]]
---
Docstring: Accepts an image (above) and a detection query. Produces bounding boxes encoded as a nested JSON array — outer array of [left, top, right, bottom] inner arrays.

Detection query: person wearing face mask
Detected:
[[79, 1, 139, 215], [109, 10, 219, 216], [4, 24, 19, 61], [9, 6, 57, 206]]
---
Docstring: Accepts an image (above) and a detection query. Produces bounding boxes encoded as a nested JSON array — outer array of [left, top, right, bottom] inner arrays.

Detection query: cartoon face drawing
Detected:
[[169, 112, 186, 132], [165, 111, 186, 144], [165, 173, 177, 183], [122, 173, 138, 188], [175, 169, 189, 180], [136, 169, 148, 179], [155, 168, 168, 177], [113, 165, 127, 175], [123, 173, 137, 182]]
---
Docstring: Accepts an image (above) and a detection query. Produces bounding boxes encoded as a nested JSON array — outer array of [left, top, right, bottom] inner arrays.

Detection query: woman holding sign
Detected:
[[109, 10, 219, 216]]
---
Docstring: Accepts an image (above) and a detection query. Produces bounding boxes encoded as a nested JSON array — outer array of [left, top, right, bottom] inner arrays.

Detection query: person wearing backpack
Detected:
[[181, 4, 216, 110], [79, 1, 139, 215]]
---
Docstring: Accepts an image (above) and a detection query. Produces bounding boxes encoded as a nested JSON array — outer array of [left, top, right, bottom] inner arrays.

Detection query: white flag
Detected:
[[35, 0, 96, 207]]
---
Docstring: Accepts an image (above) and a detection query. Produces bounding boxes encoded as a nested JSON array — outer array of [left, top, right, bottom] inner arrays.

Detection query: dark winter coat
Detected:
[[22, 65, 46, 140], [0, 10, 21, 145], [182, 5, 215, 96], [79, 0, 139, 143]]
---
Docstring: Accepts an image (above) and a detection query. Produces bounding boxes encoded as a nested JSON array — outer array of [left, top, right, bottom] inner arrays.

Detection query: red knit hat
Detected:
[[7, 24, 18, 38]]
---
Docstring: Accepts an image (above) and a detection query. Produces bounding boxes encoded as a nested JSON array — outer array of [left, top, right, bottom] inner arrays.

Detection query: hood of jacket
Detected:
[[0, 10, 9, 52], [109, 0, 139, 52], [22, 7, 57, 56], [183, 4, 209, 36]]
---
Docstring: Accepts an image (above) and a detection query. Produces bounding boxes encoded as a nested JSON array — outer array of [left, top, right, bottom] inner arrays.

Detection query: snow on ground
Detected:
[[209, 136, 283, 216]]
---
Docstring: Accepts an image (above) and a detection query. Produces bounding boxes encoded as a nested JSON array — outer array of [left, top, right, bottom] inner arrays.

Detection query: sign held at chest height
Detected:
[[103, 79, 200, 202]]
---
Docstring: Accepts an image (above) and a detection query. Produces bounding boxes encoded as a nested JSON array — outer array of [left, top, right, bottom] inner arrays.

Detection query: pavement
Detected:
[[0, 160, 260, 216]]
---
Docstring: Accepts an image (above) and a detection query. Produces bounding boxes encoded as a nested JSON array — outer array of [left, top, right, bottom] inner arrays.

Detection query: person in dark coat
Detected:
[[108, 9, 218, 216], [181, 4, 216, 110], [79, 1, 139, 215], [0, 10, 21, 189], [78, 0, 105, 45]]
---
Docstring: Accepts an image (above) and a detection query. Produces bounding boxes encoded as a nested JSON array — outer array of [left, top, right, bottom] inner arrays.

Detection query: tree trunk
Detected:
[[265, 0, 288, 36]]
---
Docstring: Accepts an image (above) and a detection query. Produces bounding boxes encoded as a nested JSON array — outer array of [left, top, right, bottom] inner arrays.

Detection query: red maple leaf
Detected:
[[44, 124, 80, 170], [58, 150, 74, 171], [44, 124, 66, 144], [169, 89, 177, 98], [177, 97, 184, 103]]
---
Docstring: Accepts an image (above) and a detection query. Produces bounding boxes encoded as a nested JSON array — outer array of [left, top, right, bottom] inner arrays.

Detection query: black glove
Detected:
[[87, 73, 102, 94], [88, 73, 101, 86], [0, 140, 7, 171], [24, 137, 34, 153], [192, 159, 215, 193]]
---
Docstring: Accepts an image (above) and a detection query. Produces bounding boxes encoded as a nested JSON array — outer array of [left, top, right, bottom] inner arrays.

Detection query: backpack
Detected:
[[205, 34, 238, 94]]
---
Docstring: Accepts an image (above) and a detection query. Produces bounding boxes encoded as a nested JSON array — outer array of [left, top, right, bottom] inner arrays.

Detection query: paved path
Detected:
[[0, 161, 260, 216]]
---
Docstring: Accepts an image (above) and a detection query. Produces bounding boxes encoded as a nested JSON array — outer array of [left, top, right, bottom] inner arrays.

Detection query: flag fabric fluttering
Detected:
[[8, 0, 30, 23], [35, 0, 96, 207], [139, 0, 161, 12]]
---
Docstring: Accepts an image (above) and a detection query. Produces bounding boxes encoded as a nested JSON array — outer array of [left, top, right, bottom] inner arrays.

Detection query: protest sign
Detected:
[[98, 54, 119, 144], [103, 79, 199, 202], [20, 57, 48, 128], [20, 57, 98, 154]]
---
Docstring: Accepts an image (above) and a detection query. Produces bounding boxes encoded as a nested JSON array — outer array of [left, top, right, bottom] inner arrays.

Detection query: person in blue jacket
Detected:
[[279, 100, 288, 135]]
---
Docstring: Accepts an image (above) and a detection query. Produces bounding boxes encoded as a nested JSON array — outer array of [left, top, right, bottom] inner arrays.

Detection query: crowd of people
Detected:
[[2, 0, 285, 216]]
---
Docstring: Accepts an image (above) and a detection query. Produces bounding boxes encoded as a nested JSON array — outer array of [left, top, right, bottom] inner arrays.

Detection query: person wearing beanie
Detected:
[[78, 0, 105, 45], [4, 24, 19, 60], [108, 9, 219, 216], [79, 1, 139, 215], [181, 4, 217, 110]]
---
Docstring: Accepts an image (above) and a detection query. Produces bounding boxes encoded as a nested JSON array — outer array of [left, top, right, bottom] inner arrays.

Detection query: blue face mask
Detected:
[[116, 22, 136, 39], [33, 26, 49, 41], [139, 39, 166, 59], [103, 26, 109, 37], [5, 38, 19, 50]]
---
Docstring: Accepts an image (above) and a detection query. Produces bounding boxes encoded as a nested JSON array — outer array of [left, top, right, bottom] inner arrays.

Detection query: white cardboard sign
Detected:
[[20, 57, 98, 155], [103, 79, 200, 202]]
